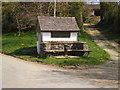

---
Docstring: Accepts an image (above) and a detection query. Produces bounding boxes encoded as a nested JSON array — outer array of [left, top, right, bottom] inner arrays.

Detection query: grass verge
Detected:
[[1, 31, 110, 66]]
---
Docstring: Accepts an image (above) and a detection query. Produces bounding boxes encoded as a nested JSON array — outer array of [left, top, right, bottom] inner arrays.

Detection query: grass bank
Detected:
[[2, 31, 110, 66]]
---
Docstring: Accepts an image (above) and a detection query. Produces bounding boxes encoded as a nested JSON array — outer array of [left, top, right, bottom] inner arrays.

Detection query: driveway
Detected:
[[1, 53, 118, 88]]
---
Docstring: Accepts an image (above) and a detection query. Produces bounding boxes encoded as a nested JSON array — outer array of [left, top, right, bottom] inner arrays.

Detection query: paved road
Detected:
[[1, 54, 117, 88], [1, 54, 98, 88], [1, 53, 118, 88]]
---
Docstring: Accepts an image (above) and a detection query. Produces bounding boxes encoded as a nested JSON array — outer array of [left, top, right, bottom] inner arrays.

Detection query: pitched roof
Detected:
[[37, 16, 80, 32]]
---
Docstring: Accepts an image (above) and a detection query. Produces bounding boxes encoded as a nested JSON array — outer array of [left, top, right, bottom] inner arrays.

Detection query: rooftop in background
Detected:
[[86, 4, 100, 9], [37, 16, 80, 32]]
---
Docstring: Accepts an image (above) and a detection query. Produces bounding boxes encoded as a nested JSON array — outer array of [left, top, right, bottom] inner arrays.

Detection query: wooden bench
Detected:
[[44, 50, 92, 57], [41, 42, 92, 57]]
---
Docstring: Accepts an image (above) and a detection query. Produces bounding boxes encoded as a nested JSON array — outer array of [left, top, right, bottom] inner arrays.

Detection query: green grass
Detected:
[[84, 16, 100, 25], [2, 31, 110, 66]]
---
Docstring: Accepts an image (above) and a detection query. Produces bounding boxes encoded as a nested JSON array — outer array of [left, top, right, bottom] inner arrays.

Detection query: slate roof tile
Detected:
[[37, 16, 80, 32]]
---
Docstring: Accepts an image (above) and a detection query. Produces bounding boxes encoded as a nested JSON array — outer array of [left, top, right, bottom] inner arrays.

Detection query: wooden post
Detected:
[[64, 44, 68, 56], [54, 0, 56, 17]]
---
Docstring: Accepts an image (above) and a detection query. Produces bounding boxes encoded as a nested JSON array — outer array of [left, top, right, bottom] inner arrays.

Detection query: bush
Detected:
[[84, 16, 100, 24]]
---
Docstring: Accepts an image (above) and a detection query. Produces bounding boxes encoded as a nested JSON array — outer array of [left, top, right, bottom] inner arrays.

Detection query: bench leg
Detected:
[[84, 52, 90, 57], [87, 52, 90, 57], [64, 50, 68, 56]]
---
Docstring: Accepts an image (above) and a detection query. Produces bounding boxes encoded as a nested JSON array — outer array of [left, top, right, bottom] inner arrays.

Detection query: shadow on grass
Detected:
[[9, 47, 106, 66], [10, 47, 89, 59], [10, 47, 41, 57], [10, 47, 84, 59]]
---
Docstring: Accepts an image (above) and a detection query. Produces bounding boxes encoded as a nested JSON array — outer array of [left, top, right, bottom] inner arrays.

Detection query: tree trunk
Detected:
[[15, 16, 21, 36]]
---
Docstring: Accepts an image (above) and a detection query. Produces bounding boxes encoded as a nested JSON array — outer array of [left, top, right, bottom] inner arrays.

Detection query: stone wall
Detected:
[[40, 41, 88, 52]]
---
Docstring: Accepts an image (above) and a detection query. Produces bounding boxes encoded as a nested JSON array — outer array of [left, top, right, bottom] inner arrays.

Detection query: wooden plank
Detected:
[[44, 50, 92, 52]]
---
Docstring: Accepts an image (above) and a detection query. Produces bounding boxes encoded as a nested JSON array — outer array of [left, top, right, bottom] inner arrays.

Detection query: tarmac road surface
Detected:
[[1, 53, 118, 88], [1, 54, 100, 88]]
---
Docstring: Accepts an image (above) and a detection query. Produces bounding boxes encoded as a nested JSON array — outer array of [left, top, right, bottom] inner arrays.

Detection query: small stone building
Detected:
[[36, 16, 91, 56]]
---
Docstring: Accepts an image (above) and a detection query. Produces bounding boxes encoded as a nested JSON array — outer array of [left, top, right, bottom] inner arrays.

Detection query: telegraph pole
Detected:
[[54, 0, 56, 17]]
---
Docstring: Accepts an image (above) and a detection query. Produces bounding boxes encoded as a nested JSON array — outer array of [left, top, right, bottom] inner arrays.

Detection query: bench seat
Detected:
[[44, 50, 92, 57]]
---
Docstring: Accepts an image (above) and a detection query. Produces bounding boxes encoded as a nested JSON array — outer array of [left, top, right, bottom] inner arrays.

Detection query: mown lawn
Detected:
[[2, 31, 110, 66]]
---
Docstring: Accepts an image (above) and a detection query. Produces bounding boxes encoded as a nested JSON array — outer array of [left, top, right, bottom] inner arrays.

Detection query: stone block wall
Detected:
[[40, 41, 88, 52]]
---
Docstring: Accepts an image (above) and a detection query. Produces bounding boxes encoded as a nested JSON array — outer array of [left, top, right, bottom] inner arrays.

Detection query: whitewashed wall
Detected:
[[36, 32, 41, 54], [41, 32, 78, 41], [91, 10, 95, 16]]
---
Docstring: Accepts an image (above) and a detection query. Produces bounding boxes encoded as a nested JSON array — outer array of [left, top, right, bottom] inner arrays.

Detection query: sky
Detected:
[[86, 0, 100, 4]]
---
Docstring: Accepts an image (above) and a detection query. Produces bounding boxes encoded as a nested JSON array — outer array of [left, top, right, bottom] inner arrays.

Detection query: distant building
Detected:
[[118, 1, 120, 5], [86, 0, 100, 5], [86, 5, 101, 16]]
